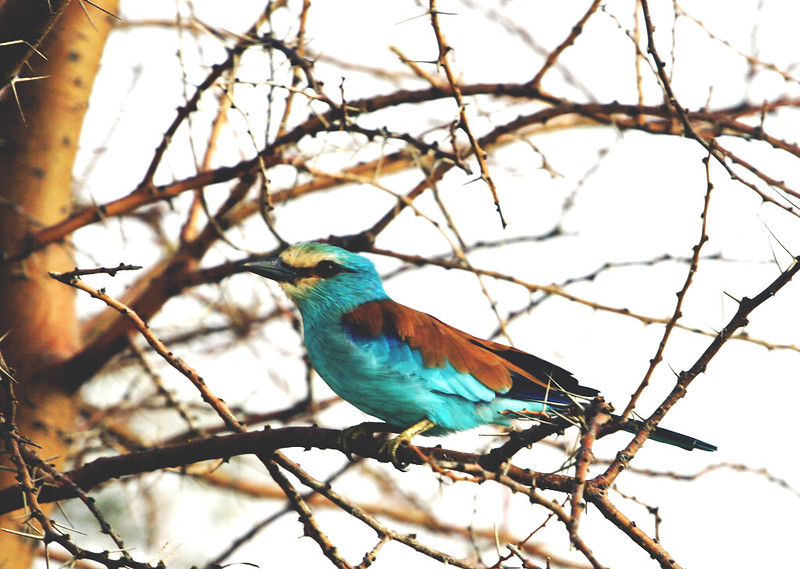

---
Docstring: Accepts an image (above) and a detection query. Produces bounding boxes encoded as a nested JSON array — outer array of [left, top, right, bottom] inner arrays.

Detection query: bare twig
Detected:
[[621, 152, 714, 418], [49, 270, 245, 432], [429, 0, 507, 227], [597, 255, 800, 490]]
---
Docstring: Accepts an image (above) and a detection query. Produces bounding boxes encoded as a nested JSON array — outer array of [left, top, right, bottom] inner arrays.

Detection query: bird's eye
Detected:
[[314, 260, 342, 278]]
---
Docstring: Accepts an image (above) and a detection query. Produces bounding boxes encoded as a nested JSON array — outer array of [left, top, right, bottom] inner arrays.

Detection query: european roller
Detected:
[[245, 242, 715, 467]]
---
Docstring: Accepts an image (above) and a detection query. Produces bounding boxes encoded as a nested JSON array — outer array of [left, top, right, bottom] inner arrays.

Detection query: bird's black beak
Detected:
[[242, 257, 297, 283]]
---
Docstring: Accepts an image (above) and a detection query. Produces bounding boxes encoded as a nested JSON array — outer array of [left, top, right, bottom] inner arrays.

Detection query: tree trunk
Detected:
[[0, 3, 118, 567]]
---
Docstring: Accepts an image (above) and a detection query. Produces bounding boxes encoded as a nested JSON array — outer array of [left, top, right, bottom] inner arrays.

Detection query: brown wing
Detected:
[[342, 299, 589, 397]]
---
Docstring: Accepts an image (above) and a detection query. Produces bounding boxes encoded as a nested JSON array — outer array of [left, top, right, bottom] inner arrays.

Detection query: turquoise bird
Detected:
[[245, 242, 715, 466]]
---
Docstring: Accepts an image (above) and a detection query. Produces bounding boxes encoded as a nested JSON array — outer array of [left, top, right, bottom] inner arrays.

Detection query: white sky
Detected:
[[61, 1, 800, 568]]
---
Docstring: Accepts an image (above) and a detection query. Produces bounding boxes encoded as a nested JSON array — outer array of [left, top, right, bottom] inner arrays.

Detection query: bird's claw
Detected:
[[380, 435, 411, 471], [380, 419, 435, 470], [339, 422, 375, 462], [340, 419, 435, 470], [339, 424, 410, 469]]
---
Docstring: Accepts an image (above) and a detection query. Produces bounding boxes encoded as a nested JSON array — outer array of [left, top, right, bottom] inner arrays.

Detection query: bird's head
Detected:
[[244, 242, 388, 318]]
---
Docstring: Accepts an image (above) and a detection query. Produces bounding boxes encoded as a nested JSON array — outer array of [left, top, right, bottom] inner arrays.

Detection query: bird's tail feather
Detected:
[[617, 416, 717, 451]]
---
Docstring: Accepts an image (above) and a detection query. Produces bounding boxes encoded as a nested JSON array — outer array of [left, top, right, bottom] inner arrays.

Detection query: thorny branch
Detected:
[[622, 151, 715, 418], [0, 353, 160, 569], [428, 0, 506, 228], [2, 2, 799, 569], [32, 237, 797, 569], [49, 270, 246, 433], [0, 88, 792, 270], [2, 93, 797, 267], [592, 258, 800, 568], [39, 273, 497, 568]]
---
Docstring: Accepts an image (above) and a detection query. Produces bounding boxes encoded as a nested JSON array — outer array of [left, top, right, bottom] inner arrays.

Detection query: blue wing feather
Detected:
[[348, 330, 497, 403], [337, 300, 598, 433]]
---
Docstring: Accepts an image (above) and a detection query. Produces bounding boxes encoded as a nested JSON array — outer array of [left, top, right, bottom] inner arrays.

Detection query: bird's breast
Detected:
[[301, 319, 428, 426]]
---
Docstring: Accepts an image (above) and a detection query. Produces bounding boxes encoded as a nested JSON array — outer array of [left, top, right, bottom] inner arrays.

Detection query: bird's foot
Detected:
[[339, 422, 392, 462], [379, 419, 436, 471], [379, 433, 412, 471]]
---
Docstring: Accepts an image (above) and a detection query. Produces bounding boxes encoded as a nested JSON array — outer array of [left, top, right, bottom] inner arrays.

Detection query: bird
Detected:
[[244, 242, 716, 467]]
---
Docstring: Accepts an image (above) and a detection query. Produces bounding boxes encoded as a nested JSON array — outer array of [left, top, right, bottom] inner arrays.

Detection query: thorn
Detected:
[[722, 291, 741, 304], [1, 527, 45, 540]]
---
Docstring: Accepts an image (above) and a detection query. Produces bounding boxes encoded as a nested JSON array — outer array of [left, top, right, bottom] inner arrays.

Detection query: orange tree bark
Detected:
[[0, 3, 119, 567]]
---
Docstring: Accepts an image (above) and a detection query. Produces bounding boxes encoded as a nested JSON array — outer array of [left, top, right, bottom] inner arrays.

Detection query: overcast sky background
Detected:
[[60, 1, 800, 567]]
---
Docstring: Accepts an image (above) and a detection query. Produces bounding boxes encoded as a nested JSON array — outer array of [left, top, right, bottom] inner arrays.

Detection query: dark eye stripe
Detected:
[[293, 260, 353, 279]]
